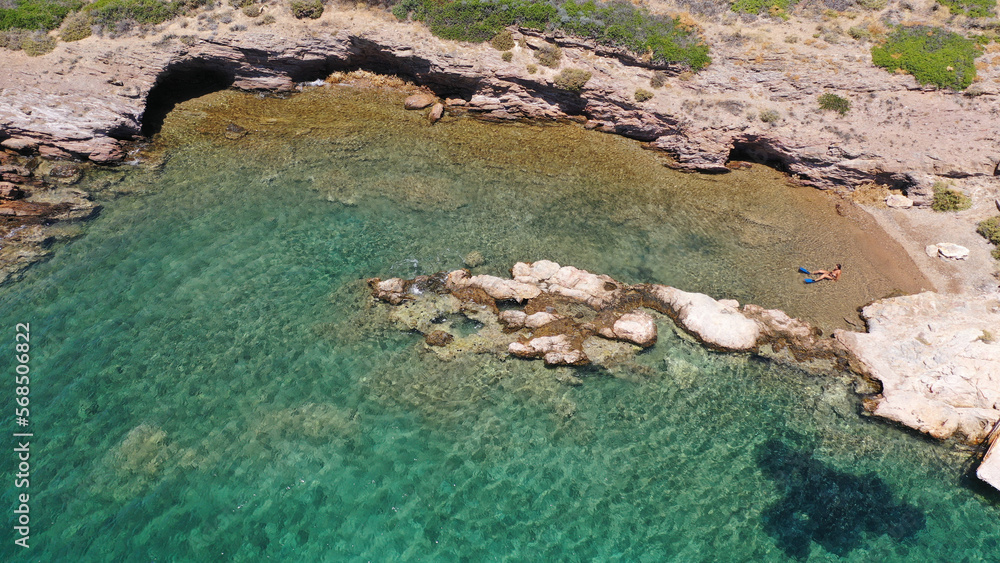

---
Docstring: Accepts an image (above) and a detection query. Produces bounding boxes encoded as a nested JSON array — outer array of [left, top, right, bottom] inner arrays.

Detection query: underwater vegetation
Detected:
[[756, 438, 926, 559]]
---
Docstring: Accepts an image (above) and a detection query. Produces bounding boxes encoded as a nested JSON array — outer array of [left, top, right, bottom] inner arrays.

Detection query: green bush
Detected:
[[85, 0, 178, 26], [935, 0, 996, 17], [854, 0, 887, 8], [634, 88, 653, 102], [759, 108, 780, 122], [255, 13, 275, 24], [501, 50, 513, 61], [931, 184, 972, 212], [977, 216, 1000, 245], [490, 28, 514, 50], [20, 29, 55, 54], [242, 4, 262, 16], [0, 0, 82, 31], [818, 92, 850, 115], [290, 0, 322, 18], [526, 63, 538, 73], [534, 43, 562, 68], [558, 0, 711, 70], [871, 25, 980, 90], [393, 0, 711, 72], [731, 0, 795, 18], [553, 67, 591, 93], [59, 10, 91, 41]]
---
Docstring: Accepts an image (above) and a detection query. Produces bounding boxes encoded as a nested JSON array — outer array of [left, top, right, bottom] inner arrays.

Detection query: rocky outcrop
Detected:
[[0, 152, 99, 284], [834, 292, 1000, 445], [369, 260, 846, 368], [3, 7, 998, 199]]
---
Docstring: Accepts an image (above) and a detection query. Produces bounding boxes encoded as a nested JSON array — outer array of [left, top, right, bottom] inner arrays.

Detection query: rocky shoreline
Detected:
[[3, 4, 1000, 487], [370, 261, 1000, 488]]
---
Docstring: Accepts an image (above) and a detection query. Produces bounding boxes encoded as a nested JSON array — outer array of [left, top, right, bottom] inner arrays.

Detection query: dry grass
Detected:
[[325, 69, 410, 88], [850, 182, 894, 207]]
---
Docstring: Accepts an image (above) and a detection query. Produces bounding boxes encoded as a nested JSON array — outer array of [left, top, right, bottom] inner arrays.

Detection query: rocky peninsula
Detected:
[[3, 0, 1000, 488]]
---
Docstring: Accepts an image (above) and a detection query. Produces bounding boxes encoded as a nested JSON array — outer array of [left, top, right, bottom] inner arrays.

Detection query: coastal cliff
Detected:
[[2, 4, 999, 198]]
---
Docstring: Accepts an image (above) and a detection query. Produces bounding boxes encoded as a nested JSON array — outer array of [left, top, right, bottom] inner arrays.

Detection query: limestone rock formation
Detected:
[[925, 243, 970, 260], [369, 260, 844, 368], [834, 291, 1000, 444]]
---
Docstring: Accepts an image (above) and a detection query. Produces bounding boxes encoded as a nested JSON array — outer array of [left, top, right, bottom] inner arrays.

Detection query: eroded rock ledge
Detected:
[[369, 260, 1000, 490], [368, 260, 845, 371], [831, 292, 1000, 489]]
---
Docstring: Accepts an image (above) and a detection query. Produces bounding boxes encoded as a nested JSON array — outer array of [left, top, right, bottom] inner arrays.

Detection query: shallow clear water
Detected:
[[1, 85, 996, 562]]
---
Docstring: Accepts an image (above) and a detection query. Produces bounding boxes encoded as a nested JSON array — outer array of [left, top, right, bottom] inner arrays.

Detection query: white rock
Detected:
[[834, 291, 1000, 444], [609, 311, 657, 347], [885, 194, 914, 208], [524, 312, 560, 328], [498, 310, 526, 329], [925, 243, 970, 260], [978, 437, 1000, 490], [646, 285, 761, 350]]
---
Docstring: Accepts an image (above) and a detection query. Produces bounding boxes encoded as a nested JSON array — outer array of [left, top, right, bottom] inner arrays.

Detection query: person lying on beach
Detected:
[[811, 264, 842, 282]]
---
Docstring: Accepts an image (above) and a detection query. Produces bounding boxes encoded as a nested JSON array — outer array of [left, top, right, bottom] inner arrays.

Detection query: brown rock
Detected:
[[404, 93, 436, 110], [224, 123, 248, 139], [428, 103, 444, 123], [0, 182, 25, 200], [1, 138, 38, 152], [425, 330, 454, 347], [39, 145, 72, 160], [509, 335, 588, 366]]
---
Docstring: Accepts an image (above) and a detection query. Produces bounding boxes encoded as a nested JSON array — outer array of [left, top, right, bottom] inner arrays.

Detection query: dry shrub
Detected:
[[325, 70, 409, 88], [850, 182, 891, 207]]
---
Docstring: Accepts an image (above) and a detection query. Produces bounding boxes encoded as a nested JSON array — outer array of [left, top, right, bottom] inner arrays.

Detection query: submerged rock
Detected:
[[425, 330, 454, 347], [404, 93, 436, 110], [428, 103, 445, 123], [368, 260, 841, 368]]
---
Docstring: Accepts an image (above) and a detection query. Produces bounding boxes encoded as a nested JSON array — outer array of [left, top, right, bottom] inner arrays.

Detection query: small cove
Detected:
[[1, 83, 993, 562]]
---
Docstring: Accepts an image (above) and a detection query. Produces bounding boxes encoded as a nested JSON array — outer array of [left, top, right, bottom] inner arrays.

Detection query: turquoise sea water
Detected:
[[1, 85, 997, 562]]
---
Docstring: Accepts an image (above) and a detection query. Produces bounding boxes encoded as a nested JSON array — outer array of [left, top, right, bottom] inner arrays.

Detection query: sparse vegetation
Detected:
[[553, 67, 591, 93], [392, 0, 711, 71], [931, 183, 972, 212], [501, 50, 513, 61], [977, 216, 1000, 259], [731, 0, 796, 19], [759, 108, 780, 122], [290, 0, 323, 19], [255, 13, 275, 24], [58, 9, 90, 40], [534, 43, 562, 68], [935, 0, 996, 18], [818, 92, 850, 115], [649, 70, 668, 88], [526, 63, 538, 73], [19, 29, 56, 54], [980, 329, 996, 343], [85, 0, 179, 27], [634, 88, 653, 102], [490, 28, 514, 51], [871, 25, 980, 90]]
